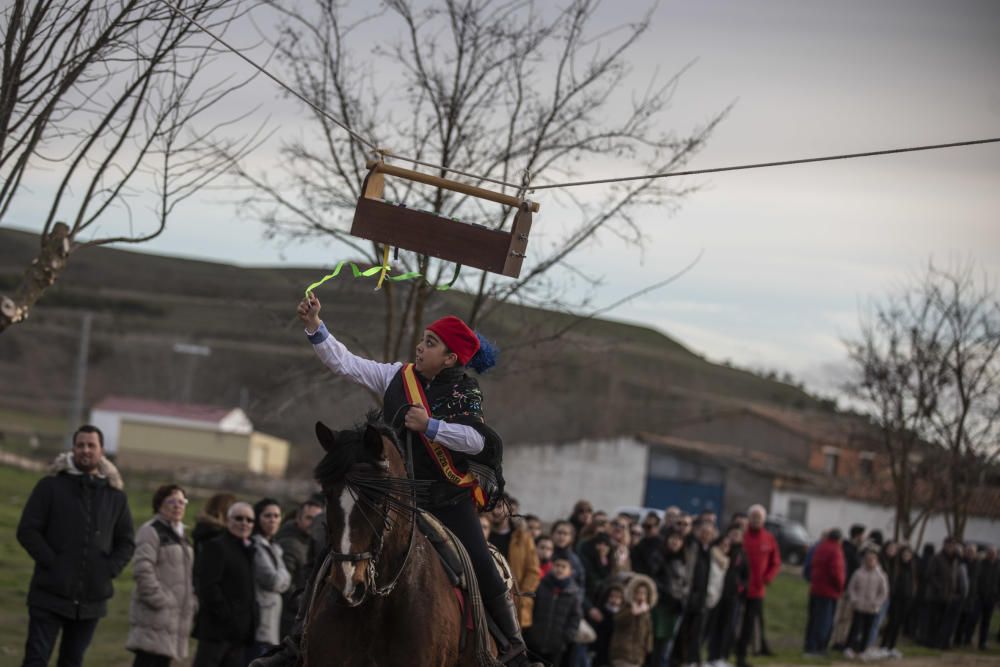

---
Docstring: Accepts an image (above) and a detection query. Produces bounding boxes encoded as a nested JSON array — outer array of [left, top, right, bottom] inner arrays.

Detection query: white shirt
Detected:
[[306, 322, 485, 455]]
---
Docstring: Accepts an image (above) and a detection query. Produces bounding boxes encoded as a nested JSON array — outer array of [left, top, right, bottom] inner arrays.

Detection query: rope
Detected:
[[158, 0, 381, 153], [160, 0, 999, 195], [528, 137, 1000, 191]]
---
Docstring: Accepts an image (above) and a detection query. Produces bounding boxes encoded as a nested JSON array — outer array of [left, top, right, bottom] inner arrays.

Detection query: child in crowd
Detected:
[[608, 575, 656, 667], [845, 548, 889, 659], [592, 582, 626, 667], [525, 555, 583, 666], [535, 534, 554, 579]]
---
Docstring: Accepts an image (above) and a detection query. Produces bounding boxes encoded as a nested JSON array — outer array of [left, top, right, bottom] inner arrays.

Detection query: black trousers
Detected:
[[881, 597, 909, 650], [848, 611, 875, 653], [706, 595, 739, 661], [978, 599, 996, 648], [22, 606, 99, 667], [735, 597, 763, 663], [430, 496, 507, 600], [191, 640, 248, 667], [677, 609, 705, 665], [132, 650, 172, 667]]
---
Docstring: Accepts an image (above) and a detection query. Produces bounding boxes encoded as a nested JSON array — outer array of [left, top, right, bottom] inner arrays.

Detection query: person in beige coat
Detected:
[[845, 548, 889, 657], [126, 484, 196, 667]]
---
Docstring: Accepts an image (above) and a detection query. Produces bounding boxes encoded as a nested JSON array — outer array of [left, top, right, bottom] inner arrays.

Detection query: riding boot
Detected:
[[484, 591, 542, 667]]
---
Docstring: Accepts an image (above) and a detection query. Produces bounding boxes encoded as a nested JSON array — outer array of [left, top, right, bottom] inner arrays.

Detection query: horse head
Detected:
[[313, 415, 409, 606]]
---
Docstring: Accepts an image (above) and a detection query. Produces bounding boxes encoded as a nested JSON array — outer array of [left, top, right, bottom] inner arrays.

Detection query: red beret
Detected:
[[427, 316, 480, 365]]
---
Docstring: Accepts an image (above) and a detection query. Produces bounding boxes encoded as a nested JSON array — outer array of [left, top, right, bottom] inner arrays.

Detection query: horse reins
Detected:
[[324, 419, 422, 604]]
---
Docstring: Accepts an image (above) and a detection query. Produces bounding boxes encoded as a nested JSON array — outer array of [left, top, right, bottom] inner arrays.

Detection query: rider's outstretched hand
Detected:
[[298, 293, 322, 332]]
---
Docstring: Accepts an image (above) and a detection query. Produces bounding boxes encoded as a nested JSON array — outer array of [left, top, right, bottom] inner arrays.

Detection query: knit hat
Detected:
[[427, 316, 480, 365]]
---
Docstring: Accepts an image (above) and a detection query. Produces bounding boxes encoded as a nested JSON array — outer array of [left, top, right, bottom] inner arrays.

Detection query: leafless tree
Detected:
[[845, 261, 1000, 540], [922, 264, 1000, 538], [234, 0, 726, 359], [0, 0, 261, 333]]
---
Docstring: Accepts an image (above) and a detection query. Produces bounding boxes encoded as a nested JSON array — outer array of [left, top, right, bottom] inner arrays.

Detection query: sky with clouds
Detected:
[[4, 0, 999, 396]]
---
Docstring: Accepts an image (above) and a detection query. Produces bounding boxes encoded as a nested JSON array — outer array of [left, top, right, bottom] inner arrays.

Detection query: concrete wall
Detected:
[[771, 489, 1000, 547], [503, 437, 648, 522]]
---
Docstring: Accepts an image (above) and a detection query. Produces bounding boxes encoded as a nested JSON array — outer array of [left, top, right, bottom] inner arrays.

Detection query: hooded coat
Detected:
[[126, 516, 196, 659], [609, 574, 657, 665], [17, 453, 134, 619]]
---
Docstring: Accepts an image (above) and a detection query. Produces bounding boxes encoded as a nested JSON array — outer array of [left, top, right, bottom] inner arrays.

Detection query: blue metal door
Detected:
[[644, 477, 724, 516]]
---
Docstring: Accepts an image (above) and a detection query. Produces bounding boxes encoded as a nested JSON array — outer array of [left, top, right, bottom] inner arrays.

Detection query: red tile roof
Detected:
[[92, 396, 234, 424]]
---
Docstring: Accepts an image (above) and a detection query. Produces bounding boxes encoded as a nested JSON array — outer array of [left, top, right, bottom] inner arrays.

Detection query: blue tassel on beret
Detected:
[[468, 332, 499, 374]]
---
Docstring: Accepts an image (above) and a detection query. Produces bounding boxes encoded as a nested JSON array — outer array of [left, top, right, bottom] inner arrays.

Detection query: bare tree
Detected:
[[845, 261, 1000, 540], [234, 0, 726, 359], [0, 0, 261, 333], [922, 264, 1000, 538]]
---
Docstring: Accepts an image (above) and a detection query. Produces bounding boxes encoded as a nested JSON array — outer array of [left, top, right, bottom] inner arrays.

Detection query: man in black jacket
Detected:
[[193, 501, 259, 667], [17, 424, 135, 667]]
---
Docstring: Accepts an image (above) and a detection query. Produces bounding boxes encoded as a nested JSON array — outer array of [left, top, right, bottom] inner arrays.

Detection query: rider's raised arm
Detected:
[[306, 321, 400, 396]]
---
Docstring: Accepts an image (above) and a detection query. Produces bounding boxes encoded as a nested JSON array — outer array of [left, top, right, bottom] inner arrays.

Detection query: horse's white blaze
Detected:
[[338, 487, 356, 595]]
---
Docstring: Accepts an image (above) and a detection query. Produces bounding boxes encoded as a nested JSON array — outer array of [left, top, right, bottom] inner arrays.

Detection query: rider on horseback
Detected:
[[255, 294, 535, 667]]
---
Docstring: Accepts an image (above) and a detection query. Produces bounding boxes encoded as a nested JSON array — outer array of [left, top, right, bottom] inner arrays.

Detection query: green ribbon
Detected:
[[304, 261, 451, 295]]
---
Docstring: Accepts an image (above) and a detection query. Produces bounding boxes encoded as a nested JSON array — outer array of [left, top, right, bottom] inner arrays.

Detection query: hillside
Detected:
[[0, 227, 828, 471]]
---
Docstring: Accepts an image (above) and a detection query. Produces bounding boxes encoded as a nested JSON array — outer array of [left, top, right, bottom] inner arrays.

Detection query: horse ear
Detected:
[[315, 422, 336, 453], [363, 424, 385, 460]]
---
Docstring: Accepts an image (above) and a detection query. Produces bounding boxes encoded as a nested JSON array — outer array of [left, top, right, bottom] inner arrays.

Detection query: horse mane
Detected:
[[313, 411, 400, 489]]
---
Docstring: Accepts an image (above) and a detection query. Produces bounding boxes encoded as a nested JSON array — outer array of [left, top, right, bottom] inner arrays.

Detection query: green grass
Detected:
[[1, 461, 998, 666], [753, 572, 1000, 665]]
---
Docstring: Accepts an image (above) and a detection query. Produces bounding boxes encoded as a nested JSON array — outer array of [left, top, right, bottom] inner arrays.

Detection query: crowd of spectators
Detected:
[[802, 522, 1000, 661], [14, 424, 1000, 667]]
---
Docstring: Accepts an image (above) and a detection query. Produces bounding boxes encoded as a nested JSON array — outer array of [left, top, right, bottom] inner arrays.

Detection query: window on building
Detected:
[[860, 452, 875, 479], [824, 450, 839, 476], [788, 498, 808, 526]]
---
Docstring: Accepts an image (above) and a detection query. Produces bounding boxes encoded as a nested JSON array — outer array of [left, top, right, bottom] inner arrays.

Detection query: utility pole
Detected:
[[65, 312, 93, 448]]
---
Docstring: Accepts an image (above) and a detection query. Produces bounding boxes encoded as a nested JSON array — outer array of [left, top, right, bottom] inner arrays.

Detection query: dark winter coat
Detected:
[[193, 531, 259, 644], [16, 453, 134, 619], [686, 540, 712, 611], [552, 544, 587, 606], [721, 543, 749, 602], [648, 548, 690, 614], [843, 540, 862, 582], [525, 572, 583, 657], [578, 537, 614, 607], [977, 559, 1000, 604], [925, 552, 962, 604], [962, 557, 981, 612], [275, 519, 312, 635], [890, 558, 917, 602]]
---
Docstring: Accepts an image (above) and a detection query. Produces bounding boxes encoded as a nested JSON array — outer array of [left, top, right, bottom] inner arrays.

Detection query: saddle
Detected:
[[416, 511, 514, 655]]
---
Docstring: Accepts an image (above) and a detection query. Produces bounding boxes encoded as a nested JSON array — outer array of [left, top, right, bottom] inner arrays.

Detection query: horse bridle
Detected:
[[322, 427, 420, 605]]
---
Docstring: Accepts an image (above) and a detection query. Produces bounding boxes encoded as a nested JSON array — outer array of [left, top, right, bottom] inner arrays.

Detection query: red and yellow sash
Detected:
[[401, 363, 487, 509]]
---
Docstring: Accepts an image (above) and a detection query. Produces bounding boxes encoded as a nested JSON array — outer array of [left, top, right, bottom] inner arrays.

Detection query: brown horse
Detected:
[[303, 417, 497, 667]]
